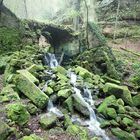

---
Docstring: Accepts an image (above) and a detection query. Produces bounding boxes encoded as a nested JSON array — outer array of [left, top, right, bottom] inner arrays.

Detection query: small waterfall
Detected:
[[44, 53, 59, 68], [70, 72, 109, 140], [47, 100, 63, 118]]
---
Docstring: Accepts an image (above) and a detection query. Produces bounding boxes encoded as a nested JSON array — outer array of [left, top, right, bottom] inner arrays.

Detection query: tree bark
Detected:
[[83, 0, 89, 49]]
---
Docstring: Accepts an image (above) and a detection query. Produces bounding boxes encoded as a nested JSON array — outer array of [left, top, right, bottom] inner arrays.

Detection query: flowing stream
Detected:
[[44, 53, 109, 140], [70, 72, 109, 140]]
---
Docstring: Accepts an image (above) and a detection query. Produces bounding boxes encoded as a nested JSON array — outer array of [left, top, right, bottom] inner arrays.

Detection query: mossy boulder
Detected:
[[6, 103, 30, 125], [135, 130, 140, 138], [64, 96, 73, 112], [122, 117, 134, 127], [66, 124, 89, 140], [45, 87, 53, 95], [75, 66, 93, 79], [133, 94, 140, 107], [39, 113, 58, 129], [103, 83, 133, 105], [58, 89, 72, 99], [17, 70, 39, 84], [117, 105, 126, 114], [15, 72, 49, 109], [97, 95, 116, 117], [21, 134, 43, 140], [26, 103, 38, 115], [111, 128, 136, 140], [0, 84, 20, 102], [0, 120, 12, 140], [73, 93, 89, 116], [106, 108, 117, 119], [53, 66, 67, 75]]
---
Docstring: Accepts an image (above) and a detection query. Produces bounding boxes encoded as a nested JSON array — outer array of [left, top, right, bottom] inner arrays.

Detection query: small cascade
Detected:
[[70, 72, 109, 140], [44, 53, 59, 68], [47, 100, 63, 118]]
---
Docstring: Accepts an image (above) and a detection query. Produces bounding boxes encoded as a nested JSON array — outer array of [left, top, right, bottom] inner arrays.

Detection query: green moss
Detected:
[[66, 125, 89, 140], [111, 128, 136, 140], [0, 120, 12, 140], [0, 84, 20, 103], [103, 83, 133, 105], [15, 73, 49, 109], [21, 134, 43, 140], [39, 113, 58, 129], [106, 108, 117, 119], [0, 27, 21, 53], [6, 103, 30, 125]]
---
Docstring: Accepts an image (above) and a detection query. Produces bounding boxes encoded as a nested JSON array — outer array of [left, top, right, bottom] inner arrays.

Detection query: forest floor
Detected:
[[0, 74, 3, 92]]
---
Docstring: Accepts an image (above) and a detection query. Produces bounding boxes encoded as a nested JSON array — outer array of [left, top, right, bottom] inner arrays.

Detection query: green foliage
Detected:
[[0, 27, 21, 53]]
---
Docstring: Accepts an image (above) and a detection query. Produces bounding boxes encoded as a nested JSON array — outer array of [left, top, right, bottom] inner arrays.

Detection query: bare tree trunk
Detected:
[[23, 0, 28, 18], [113, 0, 120, 41], [83, 0, 89, 49]]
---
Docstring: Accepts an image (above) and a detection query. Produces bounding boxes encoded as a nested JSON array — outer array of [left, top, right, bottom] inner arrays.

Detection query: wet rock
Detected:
[[73, 93, 89, 116], [58, 89, 72, 99], [0, 120, 12, 140], [39, 113, 58, 129], [21, 134, 43, 140], [133, 94, 140, 107], [0, 84, 20, 103], [66, 124, 89, 140], [6, 103, 30, 125], [103, 83, 133, 105], [15, 72, 49, 109], [111, 128, 136, 140]]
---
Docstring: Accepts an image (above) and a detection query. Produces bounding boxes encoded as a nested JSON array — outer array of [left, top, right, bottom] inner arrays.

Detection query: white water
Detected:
[[44, 53, 59, 68], [70, 72, 109, 140], [47, 100, 63, 118]]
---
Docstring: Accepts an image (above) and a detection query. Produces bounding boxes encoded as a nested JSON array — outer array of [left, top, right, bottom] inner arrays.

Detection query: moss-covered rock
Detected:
[[26, 103, 38, 115], [73, 93, 89, 116], [17, 70, 39, 84], [133, 94, 140, 107], [0, 120, 12, 140], [135, 130, 140, 138], [15, 72, 49, 109], [6, 103, 30, 125], [75, 66, 93, 79], [21, 134, 43, 140], [117, 105, 126, 114], [64, 96, 73, 112], [66, 124, 89, 140], [58, 89, 72, 99], [97, 95, 116, 117], [39, 113, 58, 129], [122, 117, 134, 127], [0, 84, 20, 102], [103, 83, 133, 105], [106, 108, 117, 119], [45, 87, 54, 95], [111, 128, 136, 140]]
